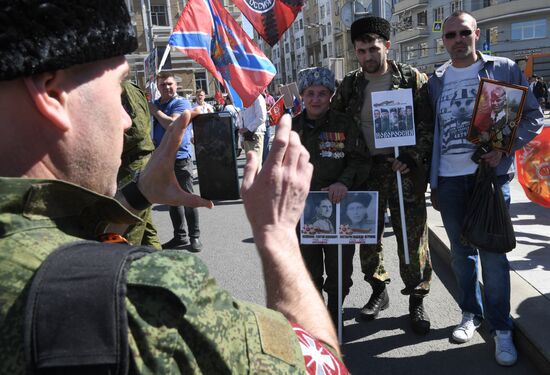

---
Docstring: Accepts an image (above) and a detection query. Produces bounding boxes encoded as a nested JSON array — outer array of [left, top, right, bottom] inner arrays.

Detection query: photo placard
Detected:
[[300, 191, 378, 245], [467, 78, 528, 154], [371, 89, 416, 149]]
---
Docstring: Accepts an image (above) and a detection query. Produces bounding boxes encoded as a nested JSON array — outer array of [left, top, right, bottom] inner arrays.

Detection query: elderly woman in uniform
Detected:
[[292, 66, 369, 324]]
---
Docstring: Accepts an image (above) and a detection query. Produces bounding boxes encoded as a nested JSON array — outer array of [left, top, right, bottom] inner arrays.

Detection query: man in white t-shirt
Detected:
[[427, 10, 543, 367], [239, 94, 267, 168]]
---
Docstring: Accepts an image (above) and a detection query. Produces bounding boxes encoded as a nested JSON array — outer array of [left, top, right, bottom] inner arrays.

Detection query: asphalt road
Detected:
[[150, 156, 540, 374]]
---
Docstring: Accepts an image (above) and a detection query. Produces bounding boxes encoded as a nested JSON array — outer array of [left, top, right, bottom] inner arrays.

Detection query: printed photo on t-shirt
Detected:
[[438, 77, 479, 156]]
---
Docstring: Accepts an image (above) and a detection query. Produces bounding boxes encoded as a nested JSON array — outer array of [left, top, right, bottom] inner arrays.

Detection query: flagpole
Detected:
[[338, 244, 342, 343], [394, 146, 410, 264]]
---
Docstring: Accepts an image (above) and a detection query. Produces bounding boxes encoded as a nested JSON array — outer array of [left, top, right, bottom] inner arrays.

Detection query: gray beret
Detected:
[[351, 16, 391, 42], [0, 0, 137, 81], [297, 67, 335, 94]]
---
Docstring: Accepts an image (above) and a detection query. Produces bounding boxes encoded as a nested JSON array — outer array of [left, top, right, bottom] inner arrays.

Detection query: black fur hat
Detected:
[[351, 16, 391, 42], [0, 0, 137, 81]]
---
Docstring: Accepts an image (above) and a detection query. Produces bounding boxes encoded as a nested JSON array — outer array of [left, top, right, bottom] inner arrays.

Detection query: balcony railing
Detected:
[[394, 27, 430, 43], [394, 0, 428, 15]]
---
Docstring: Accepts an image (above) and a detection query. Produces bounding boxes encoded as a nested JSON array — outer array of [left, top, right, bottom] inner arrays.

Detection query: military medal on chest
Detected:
[[319, 132, 346, 159]]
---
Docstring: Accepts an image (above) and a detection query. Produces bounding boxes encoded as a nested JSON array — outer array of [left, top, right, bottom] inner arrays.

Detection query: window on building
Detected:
[[417, 11, 427, 27], [195, 72, 207, 92], [323, 44, 328, 58], [300, 19, 303, 29], [151, 5, 168, 26], [297, 55, 302, 70], [401, 14, 412, 28], [328, 22, 332, 35], [320, 5, 325, 18], [433, 6, 444, 22], [406, 45, 417, 61], [435, 38, 445, 54], [328, 42, 333, 56], [301, 36, 304, 47], [512, 19, 547, 40], [322, 25, 326, 38], [420, 42, 428, 57], [285, 42, 290, 52], [450, 0, 463, 13]]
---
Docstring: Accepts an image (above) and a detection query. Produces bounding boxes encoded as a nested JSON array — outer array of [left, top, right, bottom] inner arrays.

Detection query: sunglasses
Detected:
[[444, 29, 473, 39]]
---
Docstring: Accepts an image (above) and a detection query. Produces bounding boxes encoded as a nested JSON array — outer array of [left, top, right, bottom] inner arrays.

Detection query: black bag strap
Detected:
[[24, 241, 154, 375]]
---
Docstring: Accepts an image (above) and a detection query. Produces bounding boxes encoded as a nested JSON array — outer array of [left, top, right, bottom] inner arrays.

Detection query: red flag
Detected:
[[268, 97, 285, 125], [232, 0, 304, 47], [516, 127, 550, 208], [214, 90, 224, 105], [168, 0, 276, 107]]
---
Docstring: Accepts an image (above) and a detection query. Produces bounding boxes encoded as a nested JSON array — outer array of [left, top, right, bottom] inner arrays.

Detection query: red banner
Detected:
[[268, 97, 285, 125], [516, 127, 550, 208], [232, 0, 304, 46], [214, 90, 225, 105]]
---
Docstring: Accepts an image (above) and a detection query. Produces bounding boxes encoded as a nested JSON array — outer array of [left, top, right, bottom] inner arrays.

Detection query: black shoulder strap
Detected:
[[24, 241, 154, 375]]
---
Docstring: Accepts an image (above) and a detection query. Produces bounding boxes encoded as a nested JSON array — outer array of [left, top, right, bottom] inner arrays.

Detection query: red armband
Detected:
[[290, 322, 349, 375]]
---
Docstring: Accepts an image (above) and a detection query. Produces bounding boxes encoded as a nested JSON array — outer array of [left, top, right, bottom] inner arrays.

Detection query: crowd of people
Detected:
[[0, 1, 545, 373]]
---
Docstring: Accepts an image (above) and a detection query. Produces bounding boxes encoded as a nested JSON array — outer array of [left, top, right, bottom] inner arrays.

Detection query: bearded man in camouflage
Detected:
[[0, 1, 346, 373], [331, 16, 434, 334]]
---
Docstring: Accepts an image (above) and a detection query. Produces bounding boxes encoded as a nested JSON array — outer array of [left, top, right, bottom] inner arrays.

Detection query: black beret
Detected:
[[0, 0, 138, 81], [351, 16, 391, 42]]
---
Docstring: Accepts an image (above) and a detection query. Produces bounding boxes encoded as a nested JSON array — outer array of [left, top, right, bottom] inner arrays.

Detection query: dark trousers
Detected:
[[169, 158, 200, 240], [300, 244, 355, 297]]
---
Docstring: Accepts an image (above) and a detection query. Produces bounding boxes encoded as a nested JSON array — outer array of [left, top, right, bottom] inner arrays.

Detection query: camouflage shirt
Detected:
[[0, 177, 308, 374], [331, 60, 434, 188], [118, 81, 156, 186], [292, 109, 370, 191]]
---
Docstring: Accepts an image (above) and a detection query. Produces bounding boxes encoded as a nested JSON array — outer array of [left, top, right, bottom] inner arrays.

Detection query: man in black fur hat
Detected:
[[0, 1, 346, 373], [332, 15, 434, 335]]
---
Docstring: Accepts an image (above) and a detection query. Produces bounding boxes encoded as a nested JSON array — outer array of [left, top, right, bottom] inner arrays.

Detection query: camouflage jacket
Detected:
[[331, 60, 434, 189], [118, 81, 155, 186], [0, 177, 308, 374], [292, 109, 370, 191]]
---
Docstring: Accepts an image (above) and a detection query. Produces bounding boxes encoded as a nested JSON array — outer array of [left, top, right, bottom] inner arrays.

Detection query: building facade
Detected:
[[259, 0, 550, 87], [393, 0, 550, 74]]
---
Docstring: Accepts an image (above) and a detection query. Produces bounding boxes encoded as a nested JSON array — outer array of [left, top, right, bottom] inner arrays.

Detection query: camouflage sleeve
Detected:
[[125, 251, 306, 374], [338, 113, 371, 189], [403, 70, 434, 177], [330, 76, 350, 113]]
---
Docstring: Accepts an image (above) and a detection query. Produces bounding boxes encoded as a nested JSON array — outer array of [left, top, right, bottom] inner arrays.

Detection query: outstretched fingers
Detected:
[[241, 151, 260, 195]]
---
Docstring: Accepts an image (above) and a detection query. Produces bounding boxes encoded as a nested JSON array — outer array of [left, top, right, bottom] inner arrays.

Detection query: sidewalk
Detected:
[[427, 177, 550, 373]]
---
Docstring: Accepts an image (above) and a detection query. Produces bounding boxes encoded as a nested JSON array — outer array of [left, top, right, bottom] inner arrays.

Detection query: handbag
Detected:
[[461, 163, 516, 253]]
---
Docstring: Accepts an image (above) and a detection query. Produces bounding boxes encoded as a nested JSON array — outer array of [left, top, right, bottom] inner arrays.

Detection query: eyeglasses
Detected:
[[444, 29, 473, 39]]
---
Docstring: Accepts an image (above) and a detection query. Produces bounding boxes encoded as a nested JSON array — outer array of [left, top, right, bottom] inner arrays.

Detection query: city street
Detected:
[[151, 156, 541, 374]]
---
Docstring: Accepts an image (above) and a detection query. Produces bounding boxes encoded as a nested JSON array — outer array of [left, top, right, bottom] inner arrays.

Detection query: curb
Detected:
[[428, 228, 550, 374]]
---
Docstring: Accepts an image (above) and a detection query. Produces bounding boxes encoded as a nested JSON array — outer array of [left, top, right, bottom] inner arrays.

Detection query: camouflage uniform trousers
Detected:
[[118, 154, 162, 250], [360, 158, 432, 296]]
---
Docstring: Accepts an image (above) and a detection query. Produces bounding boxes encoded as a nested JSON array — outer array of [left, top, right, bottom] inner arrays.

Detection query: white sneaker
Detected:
[[452, 312, 481, 343], [494, 330, 517, 366]]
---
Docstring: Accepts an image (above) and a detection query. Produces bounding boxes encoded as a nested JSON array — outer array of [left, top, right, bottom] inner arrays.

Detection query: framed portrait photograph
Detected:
[[467, 78, 528, 154], [371, 89, 416, 149], [338, 191, 378, 245], [300, 192, 339, 245]]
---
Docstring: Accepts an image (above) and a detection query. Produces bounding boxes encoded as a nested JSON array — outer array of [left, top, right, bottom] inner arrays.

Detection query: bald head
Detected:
[[441, 11, 480, 68]]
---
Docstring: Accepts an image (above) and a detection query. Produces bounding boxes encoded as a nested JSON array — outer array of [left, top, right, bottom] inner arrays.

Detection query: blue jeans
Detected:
[[170, 158, 200, 240], [438, 173, 513, 331]]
